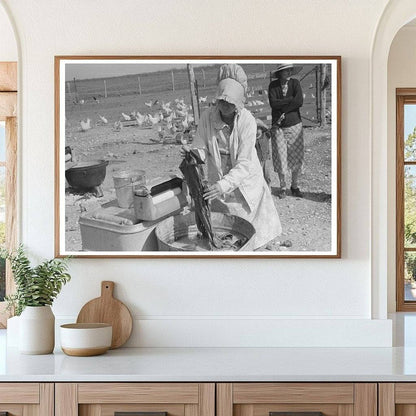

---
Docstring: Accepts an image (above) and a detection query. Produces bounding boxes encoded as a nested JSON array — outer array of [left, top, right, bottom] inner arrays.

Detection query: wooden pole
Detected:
[[138, 76, 142, 95], [201, 69, 206, 88], [73, 77, 79, 103], [321, 64, 328, 127], [171, 71, 175, 92], [315, 65, 321, 125], [187, 64, 200, 125], [104, 80, 107, 98], [66, 82, 71, 94]]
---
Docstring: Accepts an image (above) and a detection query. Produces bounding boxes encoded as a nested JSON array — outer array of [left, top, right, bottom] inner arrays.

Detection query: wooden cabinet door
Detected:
[[379, 383, 416, 416], [217, 383, 377, 416], [55, 383, 215, 416], [0, 383, 53, 416]]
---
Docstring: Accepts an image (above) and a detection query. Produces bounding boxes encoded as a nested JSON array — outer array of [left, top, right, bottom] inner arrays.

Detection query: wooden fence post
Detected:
[[187, 64, 200, 126], [73, 77, 79, 103], [316, 65, 322, 125], [320, 64, 328, 127]]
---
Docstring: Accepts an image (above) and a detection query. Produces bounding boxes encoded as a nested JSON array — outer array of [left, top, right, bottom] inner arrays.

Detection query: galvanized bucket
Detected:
[[113, 170, 146, 208]]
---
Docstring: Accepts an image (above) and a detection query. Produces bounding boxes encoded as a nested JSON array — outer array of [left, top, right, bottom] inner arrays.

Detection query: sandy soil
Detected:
[[64, 112, 332, 253]]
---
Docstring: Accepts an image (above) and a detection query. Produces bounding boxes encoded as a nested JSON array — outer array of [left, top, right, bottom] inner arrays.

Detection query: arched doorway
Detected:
[[371, 0, 416, 319]]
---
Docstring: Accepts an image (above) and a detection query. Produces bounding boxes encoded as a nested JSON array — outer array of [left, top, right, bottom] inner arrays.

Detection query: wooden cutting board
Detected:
[[76, 281, 133, 349]]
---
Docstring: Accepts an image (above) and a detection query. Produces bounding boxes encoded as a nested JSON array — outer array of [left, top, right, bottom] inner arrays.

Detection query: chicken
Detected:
[[121, 112, 131, 121], [176, 109, 187, 118], [136, 112, 147, 126], [145, 101, 153, 107], [168, 122, 178, 134], [199, 96, 207, 103], [165, 112, 174, 123], [162, 102, 172, 114], [182, 118, 189, 130], [113, 121, 123, 131], [80, 119, 91, 131], [148, 113, 160, 125], [98, 115, 108, 124], [176, 99, 187, 111]]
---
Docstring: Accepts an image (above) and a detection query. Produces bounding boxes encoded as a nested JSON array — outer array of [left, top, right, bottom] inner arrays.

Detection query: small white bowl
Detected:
[[60, 323, 112, 356]]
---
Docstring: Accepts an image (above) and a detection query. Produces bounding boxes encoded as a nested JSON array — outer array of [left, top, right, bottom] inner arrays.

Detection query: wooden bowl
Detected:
[[60, 323, 112, 356]]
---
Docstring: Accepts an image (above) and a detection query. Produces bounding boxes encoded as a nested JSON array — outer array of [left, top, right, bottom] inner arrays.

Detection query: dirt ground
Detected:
[[64, 104, 332, 253]]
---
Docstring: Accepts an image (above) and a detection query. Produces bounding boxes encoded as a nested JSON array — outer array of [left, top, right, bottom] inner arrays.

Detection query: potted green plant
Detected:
[[1, 245, 71, 354]]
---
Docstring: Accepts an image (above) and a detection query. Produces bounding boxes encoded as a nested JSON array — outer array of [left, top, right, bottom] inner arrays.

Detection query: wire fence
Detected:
[[66, 64, 332, 128]]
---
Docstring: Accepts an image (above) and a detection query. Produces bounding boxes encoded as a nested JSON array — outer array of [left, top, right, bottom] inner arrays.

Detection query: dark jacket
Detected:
[[268, 78, 303, 128]]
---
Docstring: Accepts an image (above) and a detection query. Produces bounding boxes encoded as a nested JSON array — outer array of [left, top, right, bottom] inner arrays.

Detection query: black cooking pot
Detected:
[[65, 160, 109, 190]]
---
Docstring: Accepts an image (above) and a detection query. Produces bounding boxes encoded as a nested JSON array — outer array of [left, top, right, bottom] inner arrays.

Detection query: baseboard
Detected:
[[56, 317, 392, 347]]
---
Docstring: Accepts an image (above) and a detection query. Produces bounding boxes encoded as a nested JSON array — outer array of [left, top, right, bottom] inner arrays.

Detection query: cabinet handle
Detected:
[[115, 412, 167, 416], [270, 413, 324, 416]]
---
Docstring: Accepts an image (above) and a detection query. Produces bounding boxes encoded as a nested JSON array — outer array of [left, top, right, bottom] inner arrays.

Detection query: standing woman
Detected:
[[268, 64, 304, 198], [181, 64, 282, 250]]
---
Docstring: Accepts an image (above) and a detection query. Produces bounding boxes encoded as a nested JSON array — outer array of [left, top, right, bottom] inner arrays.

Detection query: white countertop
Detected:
[[2, 329, 416, 382], [3, 313, 416, 382]]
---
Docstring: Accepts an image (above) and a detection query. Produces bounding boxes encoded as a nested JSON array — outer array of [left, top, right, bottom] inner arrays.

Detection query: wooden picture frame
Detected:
[[55, 56, 341, 258]]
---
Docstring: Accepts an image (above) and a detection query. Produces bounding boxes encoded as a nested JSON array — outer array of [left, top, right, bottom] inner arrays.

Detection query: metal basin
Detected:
[[65, 160, 109, 190], [155, 211, 255, 251]]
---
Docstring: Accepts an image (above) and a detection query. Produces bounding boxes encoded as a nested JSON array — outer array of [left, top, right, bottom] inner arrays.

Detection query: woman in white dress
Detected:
[[181, 64, 282, 250]]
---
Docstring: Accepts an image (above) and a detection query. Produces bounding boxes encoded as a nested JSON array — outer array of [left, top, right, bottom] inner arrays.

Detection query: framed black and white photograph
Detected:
[[55, 56, 341, 258]]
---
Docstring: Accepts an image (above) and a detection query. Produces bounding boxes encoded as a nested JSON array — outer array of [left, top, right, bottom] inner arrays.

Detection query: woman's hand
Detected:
[[180, 144, 191, 158], [203, 183, 222, 202]]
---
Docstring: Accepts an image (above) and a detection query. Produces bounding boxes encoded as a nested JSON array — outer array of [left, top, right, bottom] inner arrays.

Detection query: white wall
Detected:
[[0, 3, 17, 61], [387, 25, 416, 312], [0, 0, 394, 346]]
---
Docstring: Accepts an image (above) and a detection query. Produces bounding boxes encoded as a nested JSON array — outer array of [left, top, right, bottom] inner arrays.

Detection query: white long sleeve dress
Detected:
[[192, 106, 282, 249]]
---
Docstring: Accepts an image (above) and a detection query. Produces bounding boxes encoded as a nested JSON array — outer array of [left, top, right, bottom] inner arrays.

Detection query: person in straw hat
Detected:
[[181, 64, 282, 250], [268, 63, 304, 198]]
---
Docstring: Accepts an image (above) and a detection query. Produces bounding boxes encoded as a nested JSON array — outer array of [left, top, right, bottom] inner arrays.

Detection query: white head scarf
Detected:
[[215, 64, 248, 111]]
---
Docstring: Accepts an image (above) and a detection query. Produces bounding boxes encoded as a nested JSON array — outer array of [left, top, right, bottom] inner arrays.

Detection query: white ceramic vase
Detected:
[[19, 305, 55, 354]]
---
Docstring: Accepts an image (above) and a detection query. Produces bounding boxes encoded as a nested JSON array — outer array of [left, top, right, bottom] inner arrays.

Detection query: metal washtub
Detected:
[[155, 211, 256, 251]]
